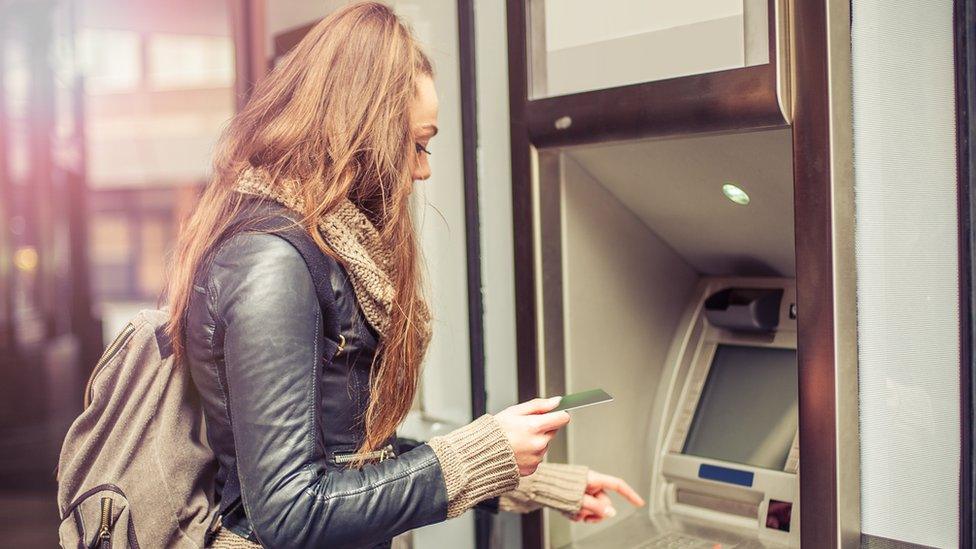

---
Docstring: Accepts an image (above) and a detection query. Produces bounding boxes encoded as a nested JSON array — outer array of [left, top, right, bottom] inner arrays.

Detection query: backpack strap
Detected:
[[210, 197, 345, 528], [235, 198, 343, 349]]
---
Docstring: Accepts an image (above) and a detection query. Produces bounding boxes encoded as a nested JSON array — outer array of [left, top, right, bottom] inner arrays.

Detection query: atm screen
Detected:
[[682, 344, 798, 470]]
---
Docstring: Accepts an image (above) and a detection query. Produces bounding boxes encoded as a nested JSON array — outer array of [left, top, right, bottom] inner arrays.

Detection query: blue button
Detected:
[[698, 463, 754, 487]]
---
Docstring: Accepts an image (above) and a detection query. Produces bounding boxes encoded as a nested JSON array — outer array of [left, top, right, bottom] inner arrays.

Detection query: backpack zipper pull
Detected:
[[96, 496, 112, 548]]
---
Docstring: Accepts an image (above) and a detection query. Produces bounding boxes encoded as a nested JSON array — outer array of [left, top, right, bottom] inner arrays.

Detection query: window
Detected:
[[147, 33, 234, 90]]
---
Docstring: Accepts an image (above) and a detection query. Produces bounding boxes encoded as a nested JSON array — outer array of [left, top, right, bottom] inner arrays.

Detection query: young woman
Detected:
[[163, 3, 643, 547]]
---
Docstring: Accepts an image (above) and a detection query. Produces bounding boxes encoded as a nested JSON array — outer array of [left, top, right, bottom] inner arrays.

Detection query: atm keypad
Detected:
[[637, 532, 726, 548]]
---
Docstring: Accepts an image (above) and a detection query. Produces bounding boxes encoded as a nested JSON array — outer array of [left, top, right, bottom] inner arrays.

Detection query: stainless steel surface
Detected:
[[526, 0, 548, 98], [825, 0, 859, 544], [774, 0, 794, 123]]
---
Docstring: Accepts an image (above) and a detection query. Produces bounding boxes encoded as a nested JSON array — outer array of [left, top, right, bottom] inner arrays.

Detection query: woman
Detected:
[[163, 3, 643, 547]]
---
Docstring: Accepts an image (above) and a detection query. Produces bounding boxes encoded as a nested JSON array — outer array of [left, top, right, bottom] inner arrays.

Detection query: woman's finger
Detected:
[[534, 410, 571, 432], [581, 494, 616, 518], [575, 509, 600, 523], [590, 472, 645, 507], [580, 494, 601, 514], [609, 477, 645, 507], [571, 508, 595, 522]]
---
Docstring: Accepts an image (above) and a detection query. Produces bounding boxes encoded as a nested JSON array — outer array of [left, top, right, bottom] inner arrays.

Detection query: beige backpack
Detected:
[[56, 308, 221, 549], [56, 202, 344, 548]]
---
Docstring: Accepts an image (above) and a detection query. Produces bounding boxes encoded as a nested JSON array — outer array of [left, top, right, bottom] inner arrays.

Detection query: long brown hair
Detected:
[[163, 1, 433, 460]]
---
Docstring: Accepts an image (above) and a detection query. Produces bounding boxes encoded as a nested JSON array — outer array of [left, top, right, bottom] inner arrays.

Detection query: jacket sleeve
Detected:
[[209, 232, 447, 548]]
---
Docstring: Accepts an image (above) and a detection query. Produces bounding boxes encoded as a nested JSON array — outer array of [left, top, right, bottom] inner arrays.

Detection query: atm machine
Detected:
[[505, 0, 858, 547], [502, 0, 971, 545], [521, 127, 801, 549], [564, 280, 799, 549]]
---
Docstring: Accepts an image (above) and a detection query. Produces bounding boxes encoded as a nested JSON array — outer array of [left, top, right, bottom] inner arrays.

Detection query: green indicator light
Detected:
[[722, 183, 750, 205]]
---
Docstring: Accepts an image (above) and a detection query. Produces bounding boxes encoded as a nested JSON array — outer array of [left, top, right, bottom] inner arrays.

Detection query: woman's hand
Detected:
[[494, 397, 570, 476], [568, 470, 645, 523]]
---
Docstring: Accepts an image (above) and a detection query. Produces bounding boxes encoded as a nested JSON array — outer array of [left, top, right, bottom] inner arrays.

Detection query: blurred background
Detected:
[[0, 0, 239, 544], [0, 0, 520, 546]]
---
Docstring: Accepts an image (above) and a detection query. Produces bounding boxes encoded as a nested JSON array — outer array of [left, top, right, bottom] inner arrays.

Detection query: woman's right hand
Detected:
[[494, 397, 570, 476]]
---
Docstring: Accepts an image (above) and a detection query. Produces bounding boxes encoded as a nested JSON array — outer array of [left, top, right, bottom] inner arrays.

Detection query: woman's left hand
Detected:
[[568, 470, 645, 523]]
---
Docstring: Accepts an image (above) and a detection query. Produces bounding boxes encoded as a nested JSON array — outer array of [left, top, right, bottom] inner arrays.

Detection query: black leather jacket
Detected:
[[184, 229, 448, 548]]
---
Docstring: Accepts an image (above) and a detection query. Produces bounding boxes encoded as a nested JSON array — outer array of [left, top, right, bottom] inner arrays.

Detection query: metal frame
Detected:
[[505, 1, 849, 547], [821, 0, 861, 545], [790, 3, 842, 541], [519, 0, 788, 149], [454, 0, 493, 546], [955, 0, 975, 545], [504, 5, 541, 545]]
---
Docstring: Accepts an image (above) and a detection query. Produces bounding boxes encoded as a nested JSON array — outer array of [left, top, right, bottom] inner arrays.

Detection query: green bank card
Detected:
[[551, 388, 614, 412]]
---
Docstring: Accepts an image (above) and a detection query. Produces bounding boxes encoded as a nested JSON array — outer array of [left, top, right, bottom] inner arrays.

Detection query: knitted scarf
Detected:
[[233, 166, 430, 345]]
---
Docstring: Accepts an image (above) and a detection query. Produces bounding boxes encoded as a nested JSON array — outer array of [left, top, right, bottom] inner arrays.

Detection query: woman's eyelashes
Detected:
[[415, 142, 431, 155]]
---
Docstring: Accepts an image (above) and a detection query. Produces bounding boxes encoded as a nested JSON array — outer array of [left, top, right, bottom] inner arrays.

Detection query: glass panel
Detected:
[[682, 344, 798, 470], [853, 0, 960, 546], [528, 0, 771, 99], [147, 33, 234, 90], [77, 29, 141, 94]]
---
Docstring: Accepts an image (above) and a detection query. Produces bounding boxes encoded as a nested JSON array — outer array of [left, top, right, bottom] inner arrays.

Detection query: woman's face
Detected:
[[408, 74, 439, 185]]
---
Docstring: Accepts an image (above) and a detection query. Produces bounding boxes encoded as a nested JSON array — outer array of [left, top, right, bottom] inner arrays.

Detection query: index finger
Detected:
[[607, 476, 645, 507]]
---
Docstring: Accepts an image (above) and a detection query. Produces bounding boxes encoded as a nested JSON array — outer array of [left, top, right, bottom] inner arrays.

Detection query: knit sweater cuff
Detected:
[[498, 462, 589, 516], [427, 414, 520, 519]]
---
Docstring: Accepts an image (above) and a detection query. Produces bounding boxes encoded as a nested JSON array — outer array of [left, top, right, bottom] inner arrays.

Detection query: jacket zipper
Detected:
[[335, 334, 346, 357], [333, 443, 395, 465], [84, 322, 136, 409], [96, 496, 112, 548], [324, 334, 346, 365]]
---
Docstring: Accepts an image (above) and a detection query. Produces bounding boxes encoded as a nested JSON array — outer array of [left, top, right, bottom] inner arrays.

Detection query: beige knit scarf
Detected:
[[233, 166, 430, 344]]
